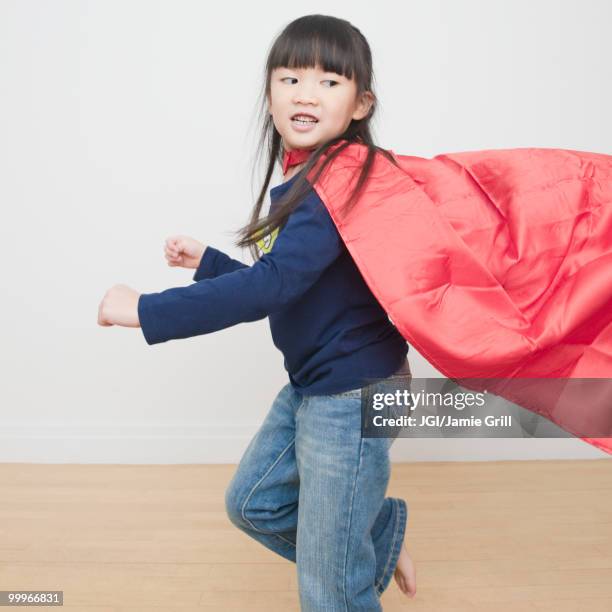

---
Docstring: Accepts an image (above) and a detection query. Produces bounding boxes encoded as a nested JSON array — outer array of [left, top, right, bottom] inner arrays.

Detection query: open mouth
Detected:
[[291, 114, 319, 125]]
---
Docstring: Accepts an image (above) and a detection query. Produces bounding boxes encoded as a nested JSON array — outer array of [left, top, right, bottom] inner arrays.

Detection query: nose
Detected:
[[292, 82, 318, 106]]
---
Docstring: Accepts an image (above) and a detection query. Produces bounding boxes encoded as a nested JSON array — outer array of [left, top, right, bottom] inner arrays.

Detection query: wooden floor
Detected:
[[1, 460, 611, 611]]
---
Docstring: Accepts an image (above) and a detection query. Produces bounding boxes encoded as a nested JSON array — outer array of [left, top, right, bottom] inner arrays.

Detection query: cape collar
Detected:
[[282, 146, 316, 176]]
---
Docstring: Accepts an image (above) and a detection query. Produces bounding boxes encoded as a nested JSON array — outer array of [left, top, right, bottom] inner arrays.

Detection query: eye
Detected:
[[279, 76, 339, 87]]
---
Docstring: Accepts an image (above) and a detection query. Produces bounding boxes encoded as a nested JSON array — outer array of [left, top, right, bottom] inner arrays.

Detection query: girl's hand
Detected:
[[164, 235, 206, 269], [97, 284, 141, 328]]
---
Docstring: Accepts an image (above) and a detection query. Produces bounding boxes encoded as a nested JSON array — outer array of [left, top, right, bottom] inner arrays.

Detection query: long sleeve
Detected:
[[138, 191, 343, 345], [192, 246, 249, 282]]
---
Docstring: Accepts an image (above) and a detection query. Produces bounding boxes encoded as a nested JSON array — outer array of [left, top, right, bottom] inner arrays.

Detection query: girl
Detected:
[[98, 14, 417, 608]]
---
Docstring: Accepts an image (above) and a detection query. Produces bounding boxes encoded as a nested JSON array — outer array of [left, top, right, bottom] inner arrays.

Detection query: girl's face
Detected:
[[268, 65, 373, 152]]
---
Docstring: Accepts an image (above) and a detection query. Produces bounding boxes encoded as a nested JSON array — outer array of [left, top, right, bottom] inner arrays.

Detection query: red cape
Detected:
[[306, 142, 612, 455]]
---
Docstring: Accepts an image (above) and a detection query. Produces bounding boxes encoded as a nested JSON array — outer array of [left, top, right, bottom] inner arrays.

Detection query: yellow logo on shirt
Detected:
[[255, 226, 279, 255]]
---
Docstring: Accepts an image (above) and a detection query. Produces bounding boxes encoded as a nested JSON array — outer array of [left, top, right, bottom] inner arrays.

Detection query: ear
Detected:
[[352, 91, 374, 121]]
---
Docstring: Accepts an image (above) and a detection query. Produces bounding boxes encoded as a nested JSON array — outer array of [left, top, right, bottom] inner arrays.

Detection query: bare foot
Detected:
[[393, 540, 417, 598]]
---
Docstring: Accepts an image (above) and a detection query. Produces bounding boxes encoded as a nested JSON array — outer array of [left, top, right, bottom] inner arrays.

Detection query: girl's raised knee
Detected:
[[224, 484, 246, 527]]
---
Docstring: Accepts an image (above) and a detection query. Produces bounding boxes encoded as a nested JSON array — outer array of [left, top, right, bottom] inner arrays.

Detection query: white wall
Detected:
[[0, 0, 609, 463]]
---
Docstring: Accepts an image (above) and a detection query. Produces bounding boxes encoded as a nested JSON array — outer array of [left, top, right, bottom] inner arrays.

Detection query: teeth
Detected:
[[293, 116, 317, 123]]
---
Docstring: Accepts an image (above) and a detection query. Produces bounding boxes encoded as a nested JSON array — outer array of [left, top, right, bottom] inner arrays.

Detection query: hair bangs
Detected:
[[267, 17, 358, 81]]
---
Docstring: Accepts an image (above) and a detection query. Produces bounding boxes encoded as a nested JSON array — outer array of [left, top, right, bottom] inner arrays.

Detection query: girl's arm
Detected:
[[192, 246, 249, 282], [138, 191, 343, 345]]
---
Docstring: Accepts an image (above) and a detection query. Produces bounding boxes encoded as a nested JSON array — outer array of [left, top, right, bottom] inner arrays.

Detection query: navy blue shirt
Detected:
[[137, 170, 408, 395]]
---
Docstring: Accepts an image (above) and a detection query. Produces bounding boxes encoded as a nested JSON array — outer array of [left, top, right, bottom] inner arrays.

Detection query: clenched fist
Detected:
[[165, 235, 206, 270], [97, 284, 141, 327]]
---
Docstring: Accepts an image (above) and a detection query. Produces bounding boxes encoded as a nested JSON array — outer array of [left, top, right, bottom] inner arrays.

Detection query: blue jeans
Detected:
[[225, 360, 412, 611]]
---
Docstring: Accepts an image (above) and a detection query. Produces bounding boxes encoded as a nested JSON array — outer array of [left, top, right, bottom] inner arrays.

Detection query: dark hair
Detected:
[[234, 14, 398, 261]]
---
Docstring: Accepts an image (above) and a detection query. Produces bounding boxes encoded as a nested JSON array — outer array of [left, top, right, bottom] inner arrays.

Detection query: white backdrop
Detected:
[[0, 0, 609, 463]]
